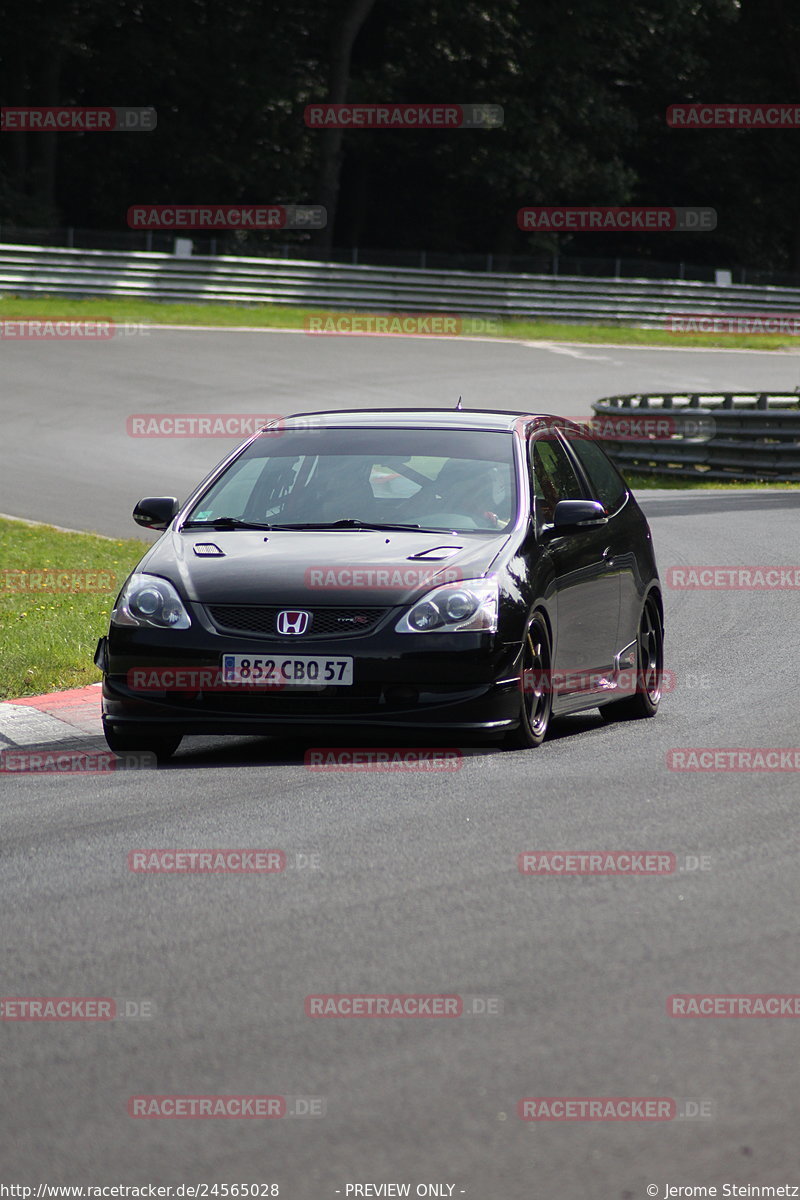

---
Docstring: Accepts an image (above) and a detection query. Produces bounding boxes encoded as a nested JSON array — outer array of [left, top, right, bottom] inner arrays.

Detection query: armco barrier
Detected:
[[3, 243, 800, 326], [591, 393, 800, 482]]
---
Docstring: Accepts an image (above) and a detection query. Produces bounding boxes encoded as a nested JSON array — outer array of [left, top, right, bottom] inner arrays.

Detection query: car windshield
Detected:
[[184, 426, 518, 534]]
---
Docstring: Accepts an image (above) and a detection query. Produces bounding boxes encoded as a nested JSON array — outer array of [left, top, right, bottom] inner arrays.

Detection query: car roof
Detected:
[[273, 408, 571, 432]]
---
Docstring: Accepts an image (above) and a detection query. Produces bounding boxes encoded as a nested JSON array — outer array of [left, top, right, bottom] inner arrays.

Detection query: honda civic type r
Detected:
[[95, 408, 664, 759]]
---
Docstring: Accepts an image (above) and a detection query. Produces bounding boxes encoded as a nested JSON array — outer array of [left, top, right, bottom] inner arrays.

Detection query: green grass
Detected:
[[3, 293, 800, 350], [0, 518, 149, 700]]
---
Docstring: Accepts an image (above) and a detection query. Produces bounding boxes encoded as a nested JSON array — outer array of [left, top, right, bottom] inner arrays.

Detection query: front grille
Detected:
[[206, 605, 387, 638]]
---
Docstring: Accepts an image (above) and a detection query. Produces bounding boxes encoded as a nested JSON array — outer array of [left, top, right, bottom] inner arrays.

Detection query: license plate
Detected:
[[221, 654, 353, 687]]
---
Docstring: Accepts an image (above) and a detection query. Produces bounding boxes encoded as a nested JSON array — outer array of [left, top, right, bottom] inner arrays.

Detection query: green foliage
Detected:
[[1, 0, 798, 271]]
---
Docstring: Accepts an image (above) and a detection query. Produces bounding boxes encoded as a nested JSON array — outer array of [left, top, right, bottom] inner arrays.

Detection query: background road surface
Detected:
[[2, 328, 799, 535]]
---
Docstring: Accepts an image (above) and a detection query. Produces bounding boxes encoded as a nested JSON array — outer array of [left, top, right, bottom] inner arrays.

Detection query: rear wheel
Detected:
[[102, 718, 182, 762], [505, 613, 553, 749], [598, 594, 663, 722]]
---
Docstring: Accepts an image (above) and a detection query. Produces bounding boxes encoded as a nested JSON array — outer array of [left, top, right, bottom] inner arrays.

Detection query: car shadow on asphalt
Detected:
[[146, 710, 608, 769], [0, 710, 611, 776]]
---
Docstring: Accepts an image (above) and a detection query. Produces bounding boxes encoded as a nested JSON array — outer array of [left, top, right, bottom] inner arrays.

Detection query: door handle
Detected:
[[602, 546, 613, 561]]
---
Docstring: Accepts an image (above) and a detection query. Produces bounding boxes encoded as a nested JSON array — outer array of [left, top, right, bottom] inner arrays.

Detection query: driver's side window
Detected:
[[530, 437, 584, 531]]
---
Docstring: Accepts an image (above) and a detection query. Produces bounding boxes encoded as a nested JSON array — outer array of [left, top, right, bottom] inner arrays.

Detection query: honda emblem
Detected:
[[276, 609, 311, 635]]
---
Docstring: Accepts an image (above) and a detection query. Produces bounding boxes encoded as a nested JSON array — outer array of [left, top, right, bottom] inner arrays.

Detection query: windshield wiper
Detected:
[[269, 519, 429, 532], [184, 517, 454, 534], [183, 517, 276, 531]]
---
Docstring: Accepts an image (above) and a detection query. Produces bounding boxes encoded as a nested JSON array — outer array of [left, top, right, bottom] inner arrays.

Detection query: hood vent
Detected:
[[407, 545, 462, 562]]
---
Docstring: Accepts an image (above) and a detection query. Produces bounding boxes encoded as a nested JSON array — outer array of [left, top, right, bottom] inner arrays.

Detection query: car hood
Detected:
[[140, 528, 513, 606]]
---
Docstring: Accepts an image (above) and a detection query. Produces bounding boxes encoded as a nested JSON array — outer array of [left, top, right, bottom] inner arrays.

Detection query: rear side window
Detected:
[[569, 436, 628, 513]]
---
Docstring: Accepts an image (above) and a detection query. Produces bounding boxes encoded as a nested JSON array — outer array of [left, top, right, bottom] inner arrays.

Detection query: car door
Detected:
[[566, 431, 642, 662], [529, 432, 620, 702]]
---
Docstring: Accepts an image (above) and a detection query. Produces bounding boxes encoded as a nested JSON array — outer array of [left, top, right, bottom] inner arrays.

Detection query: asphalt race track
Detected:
[[2, 328, 800, 535], [2, 333, 800, 1196]]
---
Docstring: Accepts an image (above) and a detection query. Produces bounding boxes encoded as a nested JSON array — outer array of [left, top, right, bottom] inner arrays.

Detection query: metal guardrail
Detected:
[[3, 243, 800, 327], [591, 393, 800, 482], [9, 226, 800, 287]]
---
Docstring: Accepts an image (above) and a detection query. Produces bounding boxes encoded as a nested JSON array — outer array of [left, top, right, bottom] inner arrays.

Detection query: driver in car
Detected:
[[432, 460, 507, 528]]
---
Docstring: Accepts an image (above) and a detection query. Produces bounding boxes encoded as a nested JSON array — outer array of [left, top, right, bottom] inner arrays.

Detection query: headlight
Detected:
[[111, 573, 192, 630], [395, 579, 498, 634]]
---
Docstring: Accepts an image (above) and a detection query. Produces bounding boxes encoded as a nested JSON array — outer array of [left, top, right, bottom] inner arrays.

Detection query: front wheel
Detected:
[[102, 718, 182, 762], [505, 613, 553, 749], [598, 594, 664, 723]]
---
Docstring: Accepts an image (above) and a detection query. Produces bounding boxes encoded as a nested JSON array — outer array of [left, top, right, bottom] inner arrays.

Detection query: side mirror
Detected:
[[551, 499, 607, 532], [133, 496, 180, 530]]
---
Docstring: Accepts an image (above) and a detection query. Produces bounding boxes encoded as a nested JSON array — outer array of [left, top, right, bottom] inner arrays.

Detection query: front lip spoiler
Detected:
[[102, 713, 516, 733], [100, 674, 519, 734]]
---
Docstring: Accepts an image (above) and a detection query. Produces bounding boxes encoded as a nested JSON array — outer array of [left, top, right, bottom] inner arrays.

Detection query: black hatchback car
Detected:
[[96, 408, 664, 758]]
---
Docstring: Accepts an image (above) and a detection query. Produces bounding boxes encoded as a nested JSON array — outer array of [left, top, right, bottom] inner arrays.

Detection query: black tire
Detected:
[[505, 613, 553, 749], [102, 718, 182, 762], [598, 594, 664, 723]]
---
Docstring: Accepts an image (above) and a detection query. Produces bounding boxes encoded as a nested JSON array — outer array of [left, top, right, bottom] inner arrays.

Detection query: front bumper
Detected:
[[96, 625, 523, 735]]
